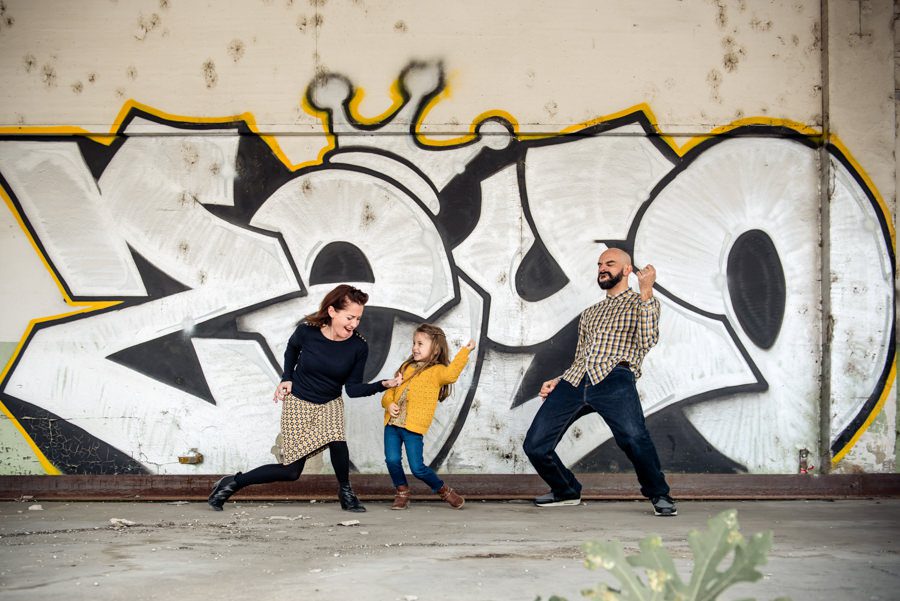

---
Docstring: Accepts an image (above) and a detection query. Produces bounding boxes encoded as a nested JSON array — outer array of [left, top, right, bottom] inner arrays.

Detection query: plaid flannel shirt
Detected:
[[560, 288, 660, 385]]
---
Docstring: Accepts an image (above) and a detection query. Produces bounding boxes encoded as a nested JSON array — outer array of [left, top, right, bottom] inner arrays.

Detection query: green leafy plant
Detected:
[[540, 509, 790, 601]]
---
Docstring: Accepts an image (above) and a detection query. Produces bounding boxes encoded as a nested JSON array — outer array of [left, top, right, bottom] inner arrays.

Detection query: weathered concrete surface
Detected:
[[0, 499, 897, 601]]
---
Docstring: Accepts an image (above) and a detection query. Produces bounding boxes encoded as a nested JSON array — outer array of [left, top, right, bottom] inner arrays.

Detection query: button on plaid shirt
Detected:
[[560, 288, 660, 385]]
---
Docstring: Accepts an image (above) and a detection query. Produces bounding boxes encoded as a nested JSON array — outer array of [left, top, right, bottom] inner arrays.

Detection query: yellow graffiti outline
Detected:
[[831, 364, 897, 465], [824, 135, 896, 465], [826, 136, 896, 245], [0, 126, 118, 147], [347, 80, 405, 126], [412, 70, 495, 146], [299, 94, 337, 166], [341, 71, 523, 147], [0, 91, 894, 471]]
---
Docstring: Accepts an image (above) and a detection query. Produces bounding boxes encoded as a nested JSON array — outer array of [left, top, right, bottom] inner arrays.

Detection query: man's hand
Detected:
[[539, 378, 560, 400], [636, 263, 656, 301]]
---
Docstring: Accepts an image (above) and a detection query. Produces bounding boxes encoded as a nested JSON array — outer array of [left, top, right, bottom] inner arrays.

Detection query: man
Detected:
[[522, 247, 676, 516]]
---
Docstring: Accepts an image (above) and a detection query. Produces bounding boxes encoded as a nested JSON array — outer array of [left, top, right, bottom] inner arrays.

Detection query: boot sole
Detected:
[[653, 509, 678, 516], [534, 498, 581, 507]]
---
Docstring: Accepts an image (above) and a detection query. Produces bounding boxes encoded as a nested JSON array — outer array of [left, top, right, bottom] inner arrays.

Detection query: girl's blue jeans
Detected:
[[384, 425, 444, 492]]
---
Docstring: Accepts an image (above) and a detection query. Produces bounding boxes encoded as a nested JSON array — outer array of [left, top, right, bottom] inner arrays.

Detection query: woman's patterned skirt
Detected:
[[279, 393, 345, 464]]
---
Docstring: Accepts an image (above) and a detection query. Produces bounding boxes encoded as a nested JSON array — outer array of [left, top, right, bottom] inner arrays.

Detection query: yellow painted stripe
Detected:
[[824, 133, 895, 465], [0, 99, 333, 172], [299, 93, 337, 166], [348, 80, 406, 126], [831, 361, 897, 465], [827, 135, 896, 246], [0, 400, 61, 475], [120, 99, 330, 172]]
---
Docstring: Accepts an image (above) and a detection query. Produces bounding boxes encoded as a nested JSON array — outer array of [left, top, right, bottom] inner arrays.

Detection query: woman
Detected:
[[208, 284, 402, 512]]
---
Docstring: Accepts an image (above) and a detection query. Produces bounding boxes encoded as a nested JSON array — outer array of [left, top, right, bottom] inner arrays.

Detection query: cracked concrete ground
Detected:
[[0, 499, 898, 600]]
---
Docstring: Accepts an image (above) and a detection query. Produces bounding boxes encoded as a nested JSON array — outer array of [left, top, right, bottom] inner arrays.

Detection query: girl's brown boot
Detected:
[[392, 485, 410, 510], [437, 485, 465, 509]]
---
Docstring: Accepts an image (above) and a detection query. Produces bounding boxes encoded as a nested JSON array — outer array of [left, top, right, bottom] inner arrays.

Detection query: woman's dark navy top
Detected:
[[280, 323, 386, 404]]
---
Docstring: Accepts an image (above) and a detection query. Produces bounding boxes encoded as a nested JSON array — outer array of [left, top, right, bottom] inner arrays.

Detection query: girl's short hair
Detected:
[[400, 323, 453, 401], [304, 284, 369, 327]]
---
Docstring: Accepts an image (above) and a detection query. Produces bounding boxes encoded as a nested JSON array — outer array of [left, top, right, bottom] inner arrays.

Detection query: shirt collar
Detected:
[[604, 288, 635, 301]]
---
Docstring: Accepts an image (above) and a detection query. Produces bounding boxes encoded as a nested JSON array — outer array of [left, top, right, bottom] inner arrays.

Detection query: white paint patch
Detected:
[[0, 141, 146, 297], [251, 167, 454, 317], [828, 158, 893, 439]]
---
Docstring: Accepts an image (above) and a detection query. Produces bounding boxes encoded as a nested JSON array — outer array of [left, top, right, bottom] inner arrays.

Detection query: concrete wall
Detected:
[[0, 0, 894, 477]]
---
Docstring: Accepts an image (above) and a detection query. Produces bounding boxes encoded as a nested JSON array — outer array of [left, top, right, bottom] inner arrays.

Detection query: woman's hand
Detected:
[[465, 338, 476, 350], [382, 372, 404, 388], [388, 402, 400, 418], [273, 381, 291, 403]]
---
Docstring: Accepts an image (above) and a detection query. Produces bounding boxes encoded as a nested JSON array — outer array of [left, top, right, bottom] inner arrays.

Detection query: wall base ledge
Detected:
[[1, 473, 898, 501]]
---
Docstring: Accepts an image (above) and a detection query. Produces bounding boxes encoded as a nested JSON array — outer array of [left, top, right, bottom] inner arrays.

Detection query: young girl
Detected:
[[381, 324, 475, 510]]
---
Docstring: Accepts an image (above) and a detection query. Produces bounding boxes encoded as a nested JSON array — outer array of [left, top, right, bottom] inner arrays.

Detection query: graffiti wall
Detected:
[[0, 1, 895, 476]]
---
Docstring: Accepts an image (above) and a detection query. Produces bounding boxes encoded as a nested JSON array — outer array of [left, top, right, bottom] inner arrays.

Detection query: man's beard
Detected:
[[597, 271, 623, 290]]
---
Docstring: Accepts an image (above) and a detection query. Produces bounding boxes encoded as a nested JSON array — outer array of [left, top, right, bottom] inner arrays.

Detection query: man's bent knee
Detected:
[[615, 430, 652, 453], [522, 435, 537, 457], [523, 437, 552, 462]]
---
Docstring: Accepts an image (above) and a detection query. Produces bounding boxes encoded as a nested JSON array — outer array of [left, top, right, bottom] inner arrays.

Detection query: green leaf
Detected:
[[583, 541, 651, 600], [547, 510, 791, 601], [627, 534, 684, 597], [683, 509, 741, 599], [699, 531, 773, 601]]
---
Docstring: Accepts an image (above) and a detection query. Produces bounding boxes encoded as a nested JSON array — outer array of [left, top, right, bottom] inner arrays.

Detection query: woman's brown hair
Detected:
[[304, 285, 369, 327], [398, 323, 453, 402]]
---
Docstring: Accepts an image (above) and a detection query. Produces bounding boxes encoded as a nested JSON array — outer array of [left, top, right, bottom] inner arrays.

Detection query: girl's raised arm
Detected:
[[435, 340, 475, 384]]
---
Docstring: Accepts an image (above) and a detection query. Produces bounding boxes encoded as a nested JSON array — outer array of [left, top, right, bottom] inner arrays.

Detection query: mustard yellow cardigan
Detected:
[[380, 347, 471, 435]]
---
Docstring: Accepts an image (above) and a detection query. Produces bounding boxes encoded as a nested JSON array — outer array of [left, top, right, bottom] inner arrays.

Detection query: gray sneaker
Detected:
[[650, 495, 677, 516], [534, 491, 582, 507]]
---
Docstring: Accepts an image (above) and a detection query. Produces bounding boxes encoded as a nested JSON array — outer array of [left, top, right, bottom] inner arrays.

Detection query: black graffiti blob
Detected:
[[508, 318, 579, 409], [575, 407, 747, 474], [726, 229, 786, 349], [107, 331, 216, 404], [309, 241, 375, 285]]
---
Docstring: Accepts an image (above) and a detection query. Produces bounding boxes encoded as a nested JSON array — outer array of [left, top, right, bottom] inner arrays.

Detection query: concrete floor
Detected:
[[0, 498, 897, 601]]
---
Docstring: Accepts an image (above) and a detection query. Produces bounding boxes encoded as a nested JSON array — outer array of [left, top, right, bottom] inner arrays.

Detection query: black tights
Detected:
[[233, 440, 351, 489]]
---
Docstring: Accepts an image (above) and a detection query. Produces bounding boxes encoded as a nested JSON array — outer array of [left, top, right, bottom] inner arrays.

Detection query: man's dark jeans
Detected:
[[523, 366, 670, 499]]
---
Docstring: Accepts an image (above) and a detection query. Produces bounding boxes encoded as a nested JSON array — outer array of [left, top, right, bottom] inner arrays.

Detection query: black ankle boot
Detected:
[[208, 473, 241, 511], [338, 483, 366, 512]]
